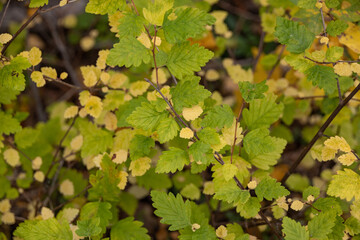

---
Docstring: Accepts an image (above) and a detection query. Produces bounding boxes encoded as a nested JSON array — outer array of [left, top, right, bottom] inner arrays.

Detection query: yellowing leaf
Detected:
[[34, 171, 45, 182], [223, 58, 253, 84], [216, 225, 227, 239], [117, 171, 128, 190], [339, 22, 360, 54], [59, 179, 75, 196], [0, 199, 11, 213], [31, 71, 46, 87], [137, 32, 152, 49], [129, 157, 151, 176], [3, 148, 20, 167], [80, 66, 100, 87], [324, 136, 351, 153], [84, 96, 103, 118], [112, 149, 128, 164], [179, 127, 194, 139], [222, 118, 243, 145], [1, 211, 15, 225], [104, 112, 117, 131], [321, 146, 337, 161], [0, 33, 12, 44], [41, 67, 57, 79], [32, 156, 42, 170], [28, 47, 42, 66], [290, 200, 304, 211], [41, 207, 54, 220], [129, 80, 150, 97], [108, 72, 128, 89], [327, 168, 360, 201], [334, 62, 352, 77], [338, 152, 357, 166], [70, 135, 83, 151], [142, 0, 174, 26], [222, 163, 238, 181], [151, 68, 167, 85], [182, 105, 203, 121], [96, 50, 110, 69], [64, 106, 79, 119]]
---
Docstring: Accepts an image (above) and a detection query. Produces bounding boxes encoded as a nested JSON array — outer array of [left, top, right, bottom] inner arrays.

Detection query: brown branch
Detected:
[[304, 56, 360, 65], [281, 81, 360, 184], [319, 6, 330, 48], [1, 7, 42, 55]]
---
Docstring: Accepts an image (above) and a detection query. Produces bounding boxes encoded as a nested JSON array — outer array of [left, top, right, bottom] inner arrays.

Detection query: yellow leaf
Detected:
[[0, 33, 12, 44], [216, 225, 228, 239], [28, 47, 42, 66], [104, 112, 117, 131], [339, 22, 360, 54], [64, 106, 79, 119], [70, 135, 83, 151], [41, 207, 54, 220], [3, 148, 20, 167], [31, 71, 45, 87], [108, 72, 128, 89], [97, 50, 110, 70], [41, 67, 57, 79], [321, 146, 337, 161], [84, 95, 103, 118], [151, 68, 167, 84], [80, 66, 100, 87], [182, 105, 203, 121], [129, 157, 151, 176], [324, 136, 351, 152], [290, 200, 304, 211], [222, 163, 238, 181], [179, 127, 194, 139], [117, 171, 128, 190], [137, 32, 152, 49], [59, 179, 75, 196], [32, 156, 42, 170], [129, 80, 150, 97], [334, 62, 352, 77], [338, 152, 357, 166], [0, 199, 11, 213], [142, 0, 173, 26]]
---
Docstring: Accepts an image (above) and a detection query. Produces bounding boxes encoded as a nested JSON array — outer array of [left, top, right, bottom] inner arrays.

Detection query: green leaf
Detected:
[[29, 0, 48, 8], [243, 128, 287, 170], [179, 203, 217, 240], [78, 120, 113, 158], [239, 81, 268, 102], [110, 217, 150, 240], [188, 141, 213, 165], [197, 127, 220, 145], [255, 177, 290, 201], [88, 155, 121, 202], [80, 202, 112, 234], [85, 0, 126, 15], [117, 12, 146, 39], [180, 183, 201, 200], [0, 111, 21, 135], [328, 216, 345, 240], [13, 218, 73, 240], [235, 197, 261, 219], [302, 186, 320, 199], [308, 212, 336, 239], [0, 86, 20, 104], [201, 105, 234, 129], [107, 37, 151, 68], [213, 178, 250, 204], [326, 46, 344, 62], [129, 135, 155, 160], [167, 43, 214, 79], [137, 168, 173, 190], [327, 168, 360, 201], [0, 56, 31, 91], [142, 0, 174, 26], [163, 7, 216, 43], [326, 0, 340, 8], [282, 217, 309, 240], [274, 17, 315, 54], [156, 117, 179, 144], [156, 147, 190, 173], [170, 76, 211, 112], [76, 218, 102, 237], [14, 127, 39, 148], [345, 216, 360, 236], [127, 101, 168, 131], [327, 20, 348, 37], [242, 94, 284, 130], [284, 54, 314, 72], [305, 65, 338, 94], [222, 163, 238, 181], [151, 190, 192, 231]]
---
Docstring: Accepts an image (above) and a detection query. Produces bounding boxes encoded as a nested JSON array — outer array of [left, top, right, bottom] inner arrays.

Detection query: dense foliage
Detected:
[[1, 0, 360, 239]]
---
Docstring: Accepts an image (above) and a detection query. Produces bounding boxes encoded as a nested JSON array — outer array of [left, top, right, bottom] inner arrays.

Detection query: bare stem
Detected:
[[281, 81, 360, 184]]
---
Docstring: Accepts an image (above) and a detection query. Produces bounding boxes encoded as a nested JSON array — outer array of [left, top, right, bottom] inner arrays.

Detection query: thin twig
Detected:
[[45, 116, 78, 178], [253, 30, 266, 71], [39, 0, 79, 13], [230, 101, 244, 163], [336, 78, 342, 104], [281, 82, 360, 184], [1, 7, 42, 55], [267, 45, 285, 79], [53, 184, 91, 211], [0, 0, 11, 29], [304, 56, 360, 65], [319, 6, 330, 48]]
